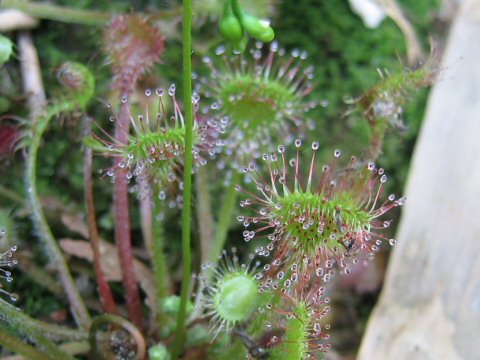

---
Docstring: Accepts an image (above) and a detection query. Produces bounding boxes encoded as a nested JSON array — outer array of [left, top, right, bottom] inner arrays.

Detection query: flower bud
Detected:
[[256, 26, 275, 42], [199, 252, 263, 337], [220, 14, 243, 41], [239, 12, 274, 42]]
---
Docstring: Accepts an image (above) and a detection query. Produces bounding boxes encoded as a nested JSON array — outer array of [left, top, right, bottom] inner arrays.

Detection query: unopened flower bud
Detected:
[[256, 26, 275, 42], [220, 13, 243, 41], [240, 12, 275, 42]]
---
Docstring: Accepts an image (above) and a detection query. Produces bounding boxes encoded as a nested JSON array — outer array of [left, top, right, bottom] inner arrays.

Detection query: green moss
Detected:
[[274, 0, 434, 157]]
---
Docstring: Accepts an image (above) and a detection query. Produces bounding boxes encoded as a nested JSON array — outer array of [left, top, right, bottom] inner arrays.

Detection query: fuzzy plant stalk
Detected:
[[103, 15, 165, 329], [1, 0, 110, 25], [26, 319, 88, 342], [0, 299, 75, 359], [172, 0, 194, 356], [25, 63, 93, 328], [139, 180, 154, 257], [86, 85, 222, 336], [112, 100, 143, 328], [0, 329, 52, 360], [82, 115, 118, 315]]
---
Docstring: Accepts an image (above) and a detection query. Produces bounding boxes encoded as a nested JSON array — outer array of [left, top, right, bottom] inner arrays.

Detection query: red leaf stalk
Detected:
[[103, 14, 165, 330], [113, 101, 143, 329], [83, 115, 118, 315]]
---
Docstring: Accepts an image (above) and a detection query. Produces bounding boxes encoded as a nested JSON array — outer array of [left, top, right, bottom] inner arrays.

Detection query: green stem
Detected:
[[0, 342, 89, 360], [191, 170, 241, 319], [209, 170, 241, 263], [89, 314, 146, 360], [139, 180, 170, 336], [172, 0, 193, 356], [57, 341, 90, 356], [25, 103, 91, 329], [0, 0, 183, 26], [1, 0, 111, 25], [138, 180, 171, 330], [152, 190, 171, 335], [231, 0, 242, 19], [0, 299, 75, 359], [149, 186, 170, 302], [195, 166, 215, 264], [28, 318, 88, 342], [0, 329, 51, 360], [367, 119, 388, 161], [0, 185, 24, 205]]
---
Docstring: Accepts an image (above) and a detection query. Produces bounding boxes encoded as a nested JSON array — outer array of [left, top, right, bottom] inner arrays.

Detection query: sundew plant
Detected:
[[0, 0, 439, 359]]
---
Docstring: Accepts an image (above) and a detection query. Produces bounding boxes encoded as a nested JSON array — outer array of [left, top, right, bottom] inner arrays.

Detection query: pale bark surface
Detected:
[[358, 1, 480, 359]]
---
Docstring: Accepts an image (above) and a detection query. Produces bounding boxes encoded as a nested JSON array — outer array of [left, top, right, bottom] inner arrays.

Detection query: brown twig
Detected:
[[16, 32, 45, 116], [0, 9, 38, 32], [377, 0, 424, 65]]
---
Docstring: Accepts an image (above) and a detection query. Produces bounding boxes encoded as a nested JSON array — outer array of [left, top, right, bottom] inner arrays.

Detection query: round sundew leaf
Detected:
[[219, 75, 299, 134], [275, 190, 373, 253], [238, 143, 402, 278], [214, 273, 258, 322], [200, 42, 315, 161]]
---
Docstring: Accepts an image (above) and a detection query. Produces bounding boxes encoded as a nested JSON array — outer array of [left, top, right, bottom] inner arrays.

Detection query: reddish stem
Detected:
[[83, 115, 119, 315], [114, 101, 143, 330]]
